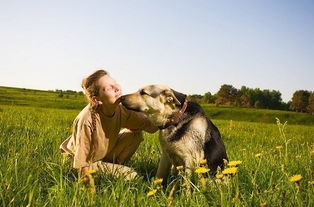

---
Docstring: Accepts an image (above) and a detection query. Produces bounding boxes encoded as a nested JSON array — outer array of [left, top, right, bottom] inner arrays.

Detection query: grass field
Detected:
[[0, 86, 313, 206]]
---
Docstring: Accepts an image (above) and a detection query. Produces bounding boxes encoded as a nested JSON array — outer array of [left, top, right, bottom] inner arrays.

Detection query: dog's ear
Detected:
[[171, 89, 187, 105], [163, 89, 180, 105]]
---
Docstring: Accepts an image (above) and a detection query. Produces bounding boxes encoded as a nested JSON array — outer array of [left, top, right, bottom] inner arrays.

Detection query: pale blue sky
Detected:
[[1, 0, 313, 102]]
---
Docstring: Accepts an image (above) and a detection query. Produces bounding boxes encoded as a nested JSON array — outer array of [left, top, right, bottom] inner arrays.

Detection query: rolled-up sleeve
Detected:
[[123, 110, 158, 133]]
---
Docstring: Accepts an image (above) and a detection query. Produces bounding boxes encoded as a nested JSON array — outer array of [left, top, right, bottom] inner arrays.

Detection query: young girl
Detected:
[[60, 70, 158, 189]]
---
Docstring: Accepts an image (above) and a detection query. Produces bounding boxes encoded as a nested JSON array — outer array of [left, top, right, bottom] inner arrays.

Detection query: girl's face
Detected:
[[95, 75, 121, 105]]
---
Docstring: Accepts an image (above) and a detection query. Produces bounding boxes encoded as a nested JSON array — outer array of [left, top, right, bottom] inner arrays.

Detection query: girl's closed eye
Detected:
[[105, 86, 114, 92]]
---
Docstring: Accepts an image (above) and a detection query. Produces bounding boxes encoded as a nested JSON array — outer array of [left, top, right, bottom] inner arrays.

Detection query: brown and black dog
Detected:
[[121, 85, 228, 180]]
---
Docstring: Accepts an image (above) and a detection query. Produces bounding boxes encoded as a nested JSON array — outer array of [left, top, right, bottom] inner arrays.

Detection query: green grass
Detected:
[[0, 86, 86, 109], [202, 104, 314, 125], [0, 86, 313, 206]]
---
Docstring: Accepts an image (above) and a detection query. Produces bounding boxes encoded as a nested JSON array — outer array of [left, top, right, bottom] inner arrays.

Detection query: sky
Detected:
[[1, 0, 313, 102]]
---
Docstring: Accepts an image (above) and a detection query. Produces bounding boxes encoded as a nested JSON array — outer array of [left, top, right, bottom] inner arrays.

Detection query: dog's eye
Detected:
[[167, 97, 173, 102]]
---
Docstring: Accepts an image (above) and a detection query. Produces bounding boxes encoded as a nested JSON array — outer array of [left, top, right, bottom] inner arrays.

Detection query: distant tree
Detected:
[[260, 89, 282, 109], [239, 86, 251, 107], [239, 86, 260, 107], [239, 94, 250, 107], [234, 86, 284, 109], [307, 92, 314, 116], [269, 90, 282, 109], [188, 94, 203, 103], [201, 92, 215, 104], [251, 88, 264, 108], [290, 90, 310, 112], [260, 89, 271, 108], [215, 84, 239, 106]]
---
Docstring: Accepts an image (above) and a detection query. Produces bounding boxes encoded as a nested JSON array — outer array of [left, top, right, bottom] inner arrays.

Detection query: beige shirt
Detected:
[[60, 104, 157, 169]]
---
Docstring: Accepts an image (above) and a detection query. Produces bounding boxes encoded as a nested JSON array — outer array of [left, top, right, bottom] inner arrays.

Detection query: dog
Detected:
[[120, 85, 228, 180]]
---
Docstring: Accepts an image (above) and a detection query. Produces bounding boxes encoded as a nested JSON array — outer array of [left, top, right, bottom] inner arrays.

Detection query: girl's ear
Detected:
[[92, 96, 103, 105]]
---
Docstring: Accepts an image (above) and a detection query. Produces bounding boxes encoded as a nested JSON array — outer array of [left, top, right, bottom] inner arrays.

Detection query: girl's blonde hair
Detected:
[[81, 69, 108, 108], [81, 69, 108, 161]]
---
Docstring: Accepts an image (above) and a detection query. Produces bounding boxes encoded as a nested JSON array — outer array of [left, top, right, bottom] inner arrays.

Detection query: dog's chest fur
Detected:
[[159, 115, 208, 167]]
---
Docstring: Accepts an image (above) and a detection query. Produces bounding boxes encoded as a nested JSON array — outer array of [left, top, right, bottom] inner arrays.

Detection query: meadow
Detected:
[[0, 86, 313, 206]]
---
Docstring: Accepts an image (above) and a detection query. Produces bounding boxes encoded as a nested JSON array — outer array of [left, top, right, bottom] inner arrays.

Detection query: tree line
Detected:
[[54, 89, 84, 98], [54, 86, 313, 115], [290, 90, 314, 115], [188, 84, 314, 115]]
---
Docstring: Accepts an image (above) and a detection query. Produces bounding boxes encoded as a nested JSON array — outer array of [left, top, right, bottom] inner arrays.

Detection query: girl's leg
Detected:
[[103, 129, 143, 164]]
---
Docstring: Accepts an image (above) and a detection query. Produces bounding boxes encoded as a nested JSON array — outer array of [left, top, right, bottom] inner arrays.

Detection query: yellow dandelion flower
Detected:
[[222, 167, 238, 175], [176, 165, 184, 170], [195, 167, 210, 174], [289, 174, 302, 183], [78, 176, 89, 184], [308, 180, 314, 185], [147, 189, 157, 197], [255, 153, 262, 158], [216, 173, 224, 179], [276, 146, 283, 150], [153, 178, 163, 185], [86, 169, 97, 175], [227, 160, 242, 167], [199, 177, 207, 188], [199, 159, 207, 165], [260, 202, 267, 207], [310, 150, 314, 155]]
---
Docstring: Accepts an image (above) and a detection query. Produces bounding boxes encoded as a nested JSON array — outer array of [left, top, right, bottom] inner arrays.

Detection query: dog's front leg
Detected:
[[184, 158, 196, 176], [156, 152, 171, 180]]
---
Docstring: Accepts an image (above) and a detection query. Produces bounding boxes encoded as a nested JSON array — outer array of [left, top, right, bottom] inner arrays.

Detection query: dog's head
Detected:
[[120, 85, 187, 127]]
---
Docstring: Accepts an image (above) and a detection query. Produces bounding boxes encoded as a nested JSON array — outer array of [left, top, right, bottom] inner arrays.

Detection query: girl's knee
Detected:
[[119, 129, 144, 143]]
